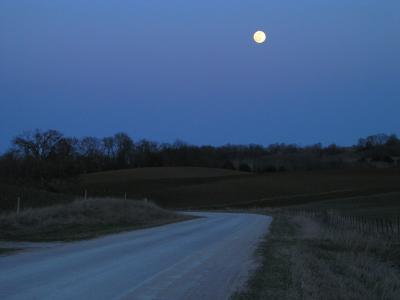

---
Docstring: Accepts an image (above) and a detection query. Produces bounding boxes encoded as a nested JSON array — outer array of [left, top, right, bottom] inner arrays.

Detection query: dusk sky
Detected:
[[1, 0, 399, 151]]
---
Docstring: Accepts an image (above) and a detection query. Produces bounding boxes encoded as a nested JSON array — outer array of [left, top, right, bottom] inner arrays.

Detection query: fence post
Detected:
[[124, 192, 127, 200], [359, 217, 363, 232], [381, 219, 385, 234], [390, 220, 394, 235], [84, 190, 87, 200], [17, 197, 21, 215], [362, 217, 365, 233]]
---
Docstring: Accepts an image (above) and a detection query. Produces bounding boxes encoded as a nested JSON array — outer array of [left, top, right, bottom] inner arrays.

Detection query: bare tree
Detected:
[[13, 129, 64, 160]]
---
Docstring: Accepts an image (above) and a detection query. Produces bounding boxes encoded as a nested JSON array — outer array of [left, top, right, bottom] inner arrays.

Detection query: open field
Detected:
[[77, 167, 252, 206], [1, 167, 400, 212], [234, 213, 400, 300], [2, 167, 399, 211], [79, 168, 400, 209], [0, 167, 249, 211], [0, 197, 187, 241], [84, 167, 249, 180]]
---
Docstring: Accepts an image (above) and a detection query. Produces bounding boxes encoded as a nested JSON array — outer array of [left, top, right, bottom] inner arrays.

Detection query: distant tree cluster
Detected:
[[1, 130, 399, 188], [357, 134, 400, 163]]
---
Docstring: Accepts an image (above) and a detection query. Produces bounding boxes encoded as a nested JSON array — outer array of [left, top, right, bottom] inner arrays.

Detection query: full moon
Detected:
[[253, 31, 267, 44]]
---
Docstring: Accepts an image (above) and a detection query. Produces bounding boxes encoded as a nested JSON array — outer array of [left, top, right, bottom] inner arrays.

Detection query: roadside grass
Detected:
[[232, 216, 298, 299], [233, 213, 400, 300], [0, 197, 189, 242]]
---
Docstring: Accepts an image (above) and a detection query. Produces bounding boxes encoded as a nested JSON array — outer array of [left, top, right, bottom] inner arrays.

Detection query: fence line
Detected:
[[288, 208, 400, 237]]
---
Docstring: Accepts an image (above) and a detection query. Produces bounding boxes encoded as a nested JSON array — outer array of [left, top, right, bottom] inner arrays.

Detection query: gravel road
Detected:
[[0, 212, 271, 300]]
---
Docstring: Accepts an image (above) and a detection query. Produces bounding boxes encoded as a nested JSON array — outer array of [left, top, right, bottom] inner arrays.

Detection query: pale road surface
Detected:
[[0, 212, 272, 300]]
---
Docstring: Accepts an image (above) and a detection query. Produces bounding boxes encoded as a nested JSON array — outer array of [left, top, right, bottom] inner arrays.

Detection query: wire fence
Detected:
[[288, 208, 400, 238]]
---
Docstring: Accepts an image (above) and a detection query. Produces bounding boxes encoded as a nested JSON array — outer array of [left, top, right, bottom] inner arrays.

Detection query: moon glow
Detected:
[[253, 31, 266, 44]]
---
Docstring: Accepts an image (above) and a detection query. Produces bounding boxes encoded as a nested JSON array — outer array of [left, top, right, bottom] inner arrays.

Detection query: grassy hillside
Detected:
[[79, 168, 400, 208]]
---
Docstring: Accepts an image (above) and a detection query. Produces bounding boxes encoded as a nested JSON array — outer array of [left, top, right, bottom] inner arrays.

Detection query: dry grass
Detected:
[[290, 216, 400, 300], [0, 197, 187, 241], [233, 214, 400, 300]]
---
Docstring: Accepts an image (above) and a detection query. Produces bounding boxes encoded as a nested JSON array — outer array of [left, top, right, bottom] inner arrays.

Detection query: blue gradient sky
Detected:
[[1, 0, 399, 150]]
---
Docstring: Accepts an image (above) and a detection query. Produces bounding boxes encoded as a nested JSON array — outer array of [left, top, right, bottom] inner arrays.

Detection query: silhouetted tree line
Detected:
[[1, 130, 399, 188]]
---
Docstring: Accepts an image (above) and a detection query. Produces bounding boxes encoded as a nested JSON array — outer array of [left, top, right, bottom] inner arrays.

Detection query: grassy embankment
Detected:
[[0, 198, 189, 242], [233, 193, 400, 300]]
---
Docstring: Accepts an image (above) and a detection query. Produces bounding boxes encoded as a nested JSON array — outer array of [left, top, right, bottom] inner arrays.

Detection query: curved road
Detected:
[[0, 212, 271, 300]]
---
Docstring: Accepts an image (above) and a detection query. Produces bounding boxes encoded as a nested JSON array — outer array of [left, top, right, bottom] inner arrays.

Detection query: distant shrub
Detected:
[[260, 165, 277, 173], [238, 163, 252, 172]]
